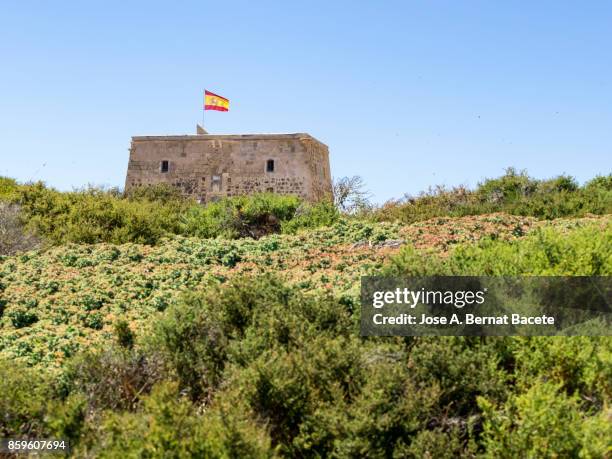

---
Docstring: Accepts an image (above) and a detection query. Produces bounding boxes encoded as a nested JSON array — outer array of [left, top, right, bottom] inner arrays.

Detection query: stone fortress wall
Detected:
[[125, 131, 332, 203]]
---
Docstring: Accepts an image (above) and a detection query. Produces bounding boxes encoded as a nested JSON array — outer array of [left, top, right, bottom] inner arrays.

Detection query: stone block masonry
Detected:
[[124, 132, 332, 203]]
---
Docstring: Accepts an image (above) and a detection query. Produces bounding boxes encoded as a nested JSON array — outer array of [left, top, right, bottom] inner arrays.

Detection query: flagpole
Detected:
[[202, 89, 205, 131]]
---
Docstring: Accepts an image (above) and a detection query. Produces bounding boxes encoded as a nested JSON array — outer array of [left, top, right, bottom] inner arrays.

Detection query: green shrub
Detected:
[[153, 290, 230, 401], [12, 183, 233, 244], [8, 308, 38, 328], [114, 320, 135, 349], [477, 167, 539, 202], [280, 200, 339, 234], [449, 223, 611, 276], [232, 336, 364, 455], [0, 359, 85, 442], [407, 337, 508, 416], [0, 361, 49, 436], [0, 176, 19, 200], [181, 193, 305, 239], [387, 221, 611, 276], [584, 174, 612, 192], [6, 179, 335, 245], [61, 347, 165, 412], [152, 275, 353, 403], [511, 337, 611, 405], [124, 182, 185, 203], [12, 182, 186, 245], [151, 276, 484, 457], [478, 382, 611, 458], [398, 427, 475, 458], [181, 199, 242, 239], [373, 170, 612, 224], [329, 356, 442, 458], [373, 184, 486, 224], [78, 382, 275, 458], [83, 312, 104, 330], [11, 182, 309, 245], [538, 174, 579, 193]]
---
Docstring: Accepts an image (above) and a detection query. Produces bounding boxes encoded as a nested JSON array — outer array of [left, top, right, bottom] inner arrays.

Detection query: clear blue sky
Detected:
[[1, 1, 610, 202]]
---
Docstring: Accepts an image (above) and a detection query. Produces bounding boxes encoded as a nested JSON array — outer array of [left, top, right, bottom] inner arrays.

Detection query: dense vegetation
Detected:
[[373, 168, 612, 223], [0, 170, 610, 457], [0, 177, 339, 246], [1, 168, 610, 250]]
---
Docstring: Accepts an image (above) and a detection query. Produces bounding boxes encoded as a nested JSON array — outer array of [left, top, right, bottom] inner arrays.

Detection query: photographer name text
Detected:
[[372, 313, 555, 326]]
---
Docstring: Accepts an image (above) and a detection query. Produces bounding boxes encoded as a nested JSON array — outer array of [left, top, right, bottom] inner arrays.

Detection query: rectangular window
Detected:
[[266, 159, 275, 172], [211, 175, 221, 192], [160, 160, 169, 173]]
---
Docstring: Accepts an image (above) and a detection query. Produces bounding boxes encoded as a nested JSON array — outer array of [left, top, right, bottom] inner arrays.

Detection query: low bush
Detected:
[[0, 360, 85, 442], [280, 200, 339, 234], [510, 336, 611, 406], [181, 193, 303, 239], [0, 177, 19, 200], [1, 179, 337, 245], [9, 182, 186, 245], [407, 337, 508, 416], [151, 275, 352, 403], [61, 347, 166, 412], [374, 169, 612, 224], [152, 291, 230, 402], [478, 382, 611, 458], [79, 382, 275, 458], [0, 361, 50, 437], [114, 320, 135, 349], [181, 193, 338, 239], [387, 220, 611, 276], [124, 182, 184, 203]]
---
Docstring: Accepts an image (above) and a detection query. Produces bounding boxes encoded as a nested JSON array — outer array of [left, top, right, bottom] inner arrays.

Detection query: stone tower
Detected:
[[124, 127, 332, 203]]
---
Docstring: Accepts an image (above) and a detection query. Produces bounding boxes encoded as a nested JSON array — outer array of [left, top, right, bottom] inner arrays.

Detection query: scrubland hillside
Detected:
[[0, 170, 610, 457]]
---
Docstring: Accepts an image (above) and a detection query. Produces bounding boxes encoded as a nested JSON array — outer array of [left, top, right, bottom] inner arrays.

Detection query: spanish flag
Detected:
[[204, 90, 229, 111]]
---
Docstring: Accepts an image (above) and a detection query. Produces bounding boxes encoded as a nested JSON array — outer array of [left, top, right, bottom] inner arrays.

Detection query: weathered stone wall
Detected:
[[125, 133, 332, 203]]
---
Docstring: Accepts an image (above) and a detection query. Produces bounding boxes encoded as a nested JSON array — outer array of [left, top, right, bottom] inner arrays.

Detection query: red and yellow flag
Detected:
[[204, 90, 229, 111]]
